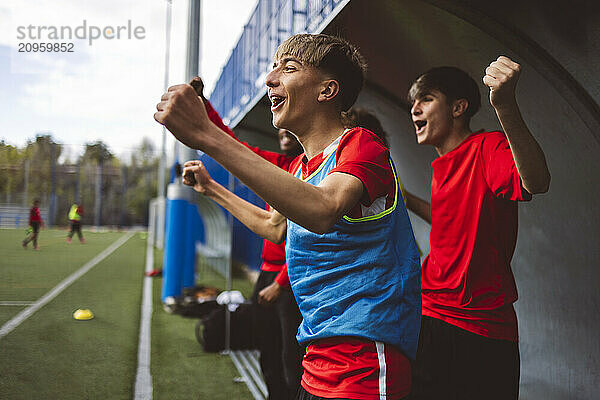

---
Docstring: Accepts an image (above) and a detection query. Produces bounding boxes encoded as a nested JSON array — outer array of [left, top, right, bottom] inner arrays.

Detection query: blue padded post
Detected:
[[162, 183, 194, 302], [183, 202, 198, 289]]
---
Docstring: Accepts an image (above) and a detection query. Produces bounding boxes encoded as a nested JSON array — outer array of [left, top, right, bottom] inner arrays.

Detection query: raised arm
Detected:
[[483, 56, 551, 194], [155, 84, 364, 234], [182, 160, 287, 244]]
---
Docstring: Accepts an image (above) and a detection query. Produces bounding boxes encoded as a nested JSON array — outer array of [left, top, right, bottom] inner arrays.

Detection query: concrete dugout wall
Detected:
[[231, 0, 599, 398]]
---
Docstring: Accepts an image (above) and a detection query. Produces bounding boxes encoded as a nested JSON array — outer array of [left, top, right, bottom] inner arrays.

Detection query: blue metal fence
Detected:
[[0, 206, 49, 228], [201, 0, 351, 270], [209, 0, 350, 127]]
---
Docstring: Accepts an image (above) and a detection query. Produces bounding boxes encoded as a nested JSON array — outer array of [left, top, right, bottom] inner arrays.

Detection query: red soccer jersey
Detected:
[[29, 207, 42, 224], [287, 127, 410, 399], [287, 127, 394, 217], [205, 101, 293, 285], [422, 131, 532, 341]]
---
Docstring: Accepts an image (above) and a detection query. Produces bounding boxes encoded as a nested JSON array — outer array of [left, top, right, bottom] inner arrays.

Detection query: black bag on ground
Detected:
[[195, 303, 256, 352], [178, 299, 220, 318]]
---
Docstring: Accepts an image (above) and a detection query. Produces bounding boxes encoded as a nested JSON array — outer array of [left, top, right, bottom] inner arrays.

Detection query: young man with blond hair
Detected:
[[156, 33, 421, 400]]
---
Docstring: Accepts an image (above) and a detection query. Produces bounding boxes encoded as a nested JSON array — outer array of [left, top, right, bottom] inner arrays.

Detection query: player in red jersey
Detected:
[[406, 58, 551, 399], [22, 199, 43, 250]]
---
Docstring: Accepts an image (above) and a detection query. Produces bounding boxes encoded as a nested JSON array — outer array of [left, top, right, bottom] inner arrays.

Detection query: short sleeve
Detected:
[[481, 132, 532, 202], [274, 263, 290, 287], [329, 128, 393, 206]]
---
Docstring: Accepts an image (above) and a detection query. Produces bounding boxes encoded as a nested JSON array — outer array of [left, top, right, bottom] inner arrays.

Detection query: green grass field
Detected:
[[0, 228, 255, 399]]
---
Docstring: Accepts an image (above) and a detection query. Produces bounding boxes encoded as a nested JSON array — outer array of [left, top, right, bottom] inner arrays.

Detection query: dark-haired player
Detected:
[[407, 57, 550, 399]]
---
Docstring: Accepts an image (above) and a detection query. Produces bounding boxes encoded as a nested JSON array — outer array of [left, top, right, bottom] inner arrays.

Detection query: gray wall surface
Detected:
[[234, 0, 599, 397]]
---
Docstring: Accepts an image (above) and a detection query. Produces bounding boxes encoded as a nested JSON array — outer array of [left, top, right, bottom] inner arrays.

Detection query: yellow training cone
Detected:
[[73, 309, 94, 320]]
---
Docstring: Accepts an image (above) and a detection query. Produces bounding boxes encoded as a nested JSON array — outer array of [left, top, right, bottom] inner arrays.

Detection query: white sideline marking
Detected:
[[0, 301, 35, 306], [133, 230, 154, 400], [0, 232, 135, 339]]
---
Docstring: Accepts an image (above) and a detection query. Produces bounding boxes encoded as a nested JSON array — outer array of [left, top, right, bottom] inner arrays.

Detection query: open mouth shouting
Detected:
[[414, 119, 427, 134], [270, 93, 286, 112]]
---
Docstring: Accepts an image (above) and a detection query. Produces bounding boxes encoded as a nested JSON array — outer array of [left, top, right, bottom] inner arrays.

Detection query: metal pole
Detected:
[[162, 0, 202, 305], [49, 144, 56, 226], [175, 0, 202, 167], [23, 159, 29, 208], [225, 170, 234, 353], [75, 161, 81, 203], [157, 0, 173, 249], [181, 0, 202, 163], [227, 173, 234, 294], [158, 0, 172, 201], [121, 166, 127, 228], [94, 162, 102, 229]]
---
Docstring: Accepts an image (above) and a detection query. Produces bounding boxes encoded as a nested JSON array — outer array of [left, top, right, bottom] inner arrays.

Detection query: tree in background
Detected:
[[0, 141, 24, 204], [126, 137, 159, 226], [81, 140, 114, 227], [27, 135, 62, 207], [0, 135, 161, 227], [83, 141, 113, 164]]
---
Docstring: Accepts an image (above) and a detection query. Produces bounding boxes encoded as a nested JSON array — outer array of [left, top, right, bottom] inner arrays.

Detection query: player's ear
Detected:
[[452, 98, 469, 118], [318, 79, 340, 103]]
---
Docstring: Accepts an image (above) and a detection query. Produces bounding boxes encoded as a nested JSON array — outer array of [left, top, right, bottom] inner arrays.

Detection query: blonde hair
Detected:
[[274, 34, 367, 111]]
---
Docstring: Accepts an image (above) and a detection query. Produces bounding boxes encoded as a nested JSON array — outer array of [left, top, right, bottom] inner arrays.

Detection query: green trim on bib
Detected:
[[342, 159, 398, 223]]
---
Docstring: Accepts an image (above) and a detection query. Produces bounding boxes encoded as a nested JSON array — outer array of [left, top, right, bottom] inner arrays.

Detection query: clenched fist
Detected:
[[483, 56, 521, 109], [189, 76, 206, 101], [154, 84, 210, 149], [182, 160, 214, 195]]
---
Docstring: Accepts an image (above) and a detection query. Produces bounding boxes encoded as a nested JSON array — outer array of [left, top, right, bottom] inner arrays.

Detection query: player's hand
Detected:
[[189, 77, 206, 102], [258, 281, 282, 305], [154, 84, 210, 149], [483, 56, 521, 109], [182, 160, 213, 195]]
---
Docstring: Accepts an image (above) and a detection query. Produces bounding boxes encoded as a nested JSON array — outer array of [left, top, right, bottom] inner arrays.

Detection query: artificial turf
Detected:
[[0, 228, 144, 399], [0, 228, 258, 400], [0, 228, 127, 325]]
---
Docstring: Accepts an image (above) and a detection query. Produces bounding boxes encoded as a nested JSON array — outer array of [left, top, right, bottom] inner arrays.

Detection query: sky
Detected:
[[0, 0, 258, 162]]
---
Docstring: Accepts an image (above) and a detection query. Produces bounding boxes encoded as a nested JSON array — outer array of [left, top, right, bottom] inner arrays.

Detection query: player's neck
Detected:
[[296, 112, 345, 160], [435, 124, 472, 156]]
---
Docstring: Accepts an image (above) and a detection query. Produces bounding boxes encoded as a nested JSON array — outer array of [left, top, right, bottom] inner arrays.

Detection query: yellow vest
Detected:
[[69, 204, 81, 221]]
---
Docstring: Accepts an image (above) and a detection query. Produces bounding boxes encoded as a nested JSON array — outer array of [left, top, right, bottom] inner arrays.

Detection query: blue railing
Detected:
[[209, 0, 350, 127]]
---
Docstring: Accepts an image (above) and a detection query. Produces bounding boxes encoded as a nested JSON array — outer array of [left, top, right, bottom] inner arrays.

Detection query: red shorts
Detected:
[[301, 337, 411, 399]]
